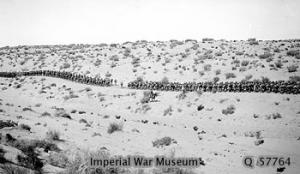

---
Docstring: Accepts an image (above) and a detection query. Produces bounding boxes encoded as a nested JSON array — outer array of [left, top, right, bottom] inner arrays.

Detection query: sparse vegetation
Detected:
[[222, 105, 235, 115], [225, 72, 236, 79], [287, 50, 300, 56], [163, 106, 173, 116], [19, 124, 31, 131], [258, 52, 272, 59], [177, 91, 187, 100], [287, 65, 298, 72], [46, 130, 61, 141], [241, 60, 249, 66], [152, 137, 177, 148], [215, 69, 221, 75], [107, 122, 123, 134], [203, 64, 212, 71]]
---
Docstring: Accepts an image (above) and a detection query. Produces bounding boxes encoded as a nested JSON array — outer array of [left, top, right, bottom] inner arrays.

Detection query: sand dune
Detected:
[[0, 39, 300, 174]]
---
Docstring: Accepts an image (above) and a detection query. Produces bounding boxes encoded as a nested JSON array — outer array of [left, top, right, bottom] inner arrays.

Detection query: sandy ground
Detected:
[[0, 39, 300, 174]]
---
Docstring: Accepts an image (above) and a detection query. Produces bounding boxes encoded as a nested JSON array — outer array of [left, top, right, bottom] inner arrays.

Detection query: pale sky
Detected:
[[0, 0, 299, 46]]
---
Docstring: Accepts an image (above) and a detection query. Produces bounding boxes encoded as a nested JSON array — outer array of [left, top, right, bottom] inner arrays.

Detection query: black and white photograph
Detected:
[[0, 0, 300, 173]]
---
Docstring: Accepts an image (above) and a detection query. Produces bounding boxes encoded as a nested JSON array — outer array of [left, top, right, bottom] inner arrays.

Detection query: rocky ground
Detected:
[[0, 39, 300, 174]]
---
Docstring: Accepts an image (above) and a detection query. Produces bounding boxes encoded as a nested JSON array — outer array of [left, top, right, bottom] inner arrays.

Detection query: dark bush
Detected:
[[287, 65, 298, 72], [287, 50, 300, 56], [107, 122, 123, 134]]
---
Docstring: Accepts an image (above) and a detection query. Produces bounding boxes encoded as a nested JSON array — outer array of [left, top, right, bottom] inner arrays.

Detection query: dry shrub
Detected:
[[141, 91, 152, 104], [46, 130, 61, 141], [222, 105, 235, 115], [61, 149, 112, 174], [152, 137, 176, 148], [107, 122, 123, 134], [258, 52, 272, 59], [163, 106, 173, 116], [225, 73, 236, 79], [203, 64, 212, 71], [241, 60, 249, 66], [287, 50, 300, 56], [287, 65, 298, 72]]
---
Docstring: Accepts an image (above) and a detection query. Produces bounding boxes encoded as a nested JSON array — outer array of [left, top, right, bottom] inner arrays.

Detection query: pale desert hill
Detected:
[[0, 39, 300, 174]]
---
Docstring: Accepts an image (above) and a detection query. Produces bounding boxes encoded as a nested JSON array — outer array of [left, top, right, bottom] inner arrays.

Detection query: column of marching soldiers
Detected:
[[0, 70, 299, 94]]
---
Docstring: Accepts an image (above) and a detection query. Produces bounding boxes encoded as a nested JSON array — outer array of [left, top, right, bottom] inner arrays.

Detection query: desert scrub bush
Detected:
[[152, 137, 177, 148], [107, 122, 123, 134], [136, 76, 144, 82], [198, 71, 205, 76], [287, 65, 298, 72], [141, 91, 152, 104], [54, 109, 72, 119], [248, 38, 259, 45], [48, 151, 70, 168], [60, 62, 71, 69], [235, 51, 244, 56], [287, 49, 300, 56], [163, 106, 173, 116], [215, 69, 221, 75], [222, 105, 235, 115], [274, 60, 283, 68], [99, 96, 105, 102], [232, 59, 240, 65], [261, 76, 270, 83], [105, 72, 112, 78], [19, 123, 31, 131], [213, 76, 220, 83], [225, 72, 236, 79], [203, 64, 212, 71], [63, 93, 79, 100], [244, 74, 253, 81], [273, 48, 280, 53], [215, 51, 223, 56], [258, 52, 272, 59], [62, 149, 114, 174], [138, 104, 152, 114], [265, 113, 282, 120], [109, 55, 119, 61], [239, 67, 246, 72], [132, 57, 140, 67], [46, 130, 61, 141], [94, 59, 101, 66], [241, 60, 249, 66], [177, 91, 187, 100], [110, 63, 117, 68], [79, 118, 87, 124], [202, 38, 214, 42], [271, 113, 282, 119], [266, 57, 273, 62]]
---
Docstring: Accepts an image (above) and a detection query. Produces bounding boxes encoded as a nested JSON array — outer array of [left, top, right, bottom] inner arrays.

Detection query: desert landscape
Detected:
[[0, 38, 300, 174]]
